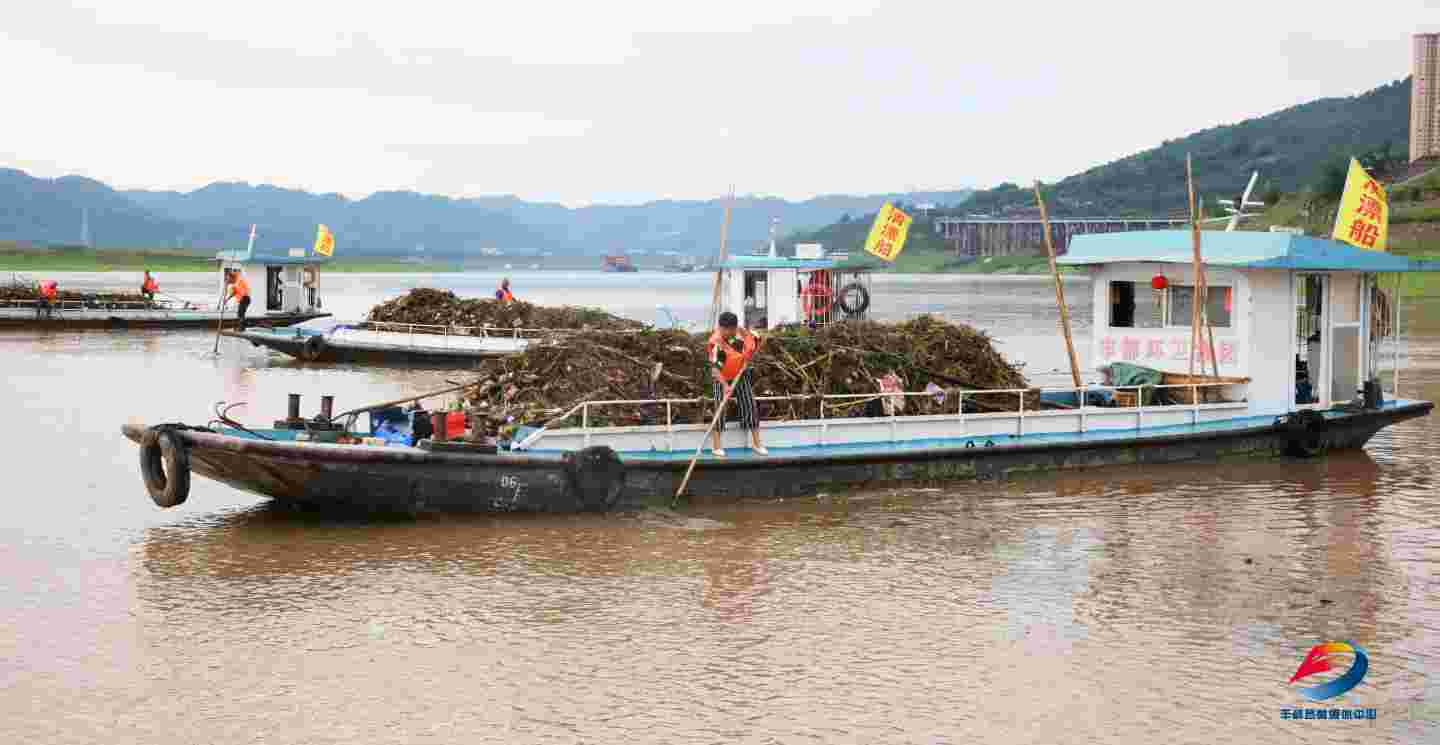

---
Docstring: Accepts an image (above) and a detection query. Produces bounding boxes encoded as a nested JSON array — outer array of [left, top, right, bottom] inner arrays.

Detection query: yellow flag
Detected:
[[1330, 158, 1388, 251], [864, 202, 912, 261], [313, 224, 335, 256]]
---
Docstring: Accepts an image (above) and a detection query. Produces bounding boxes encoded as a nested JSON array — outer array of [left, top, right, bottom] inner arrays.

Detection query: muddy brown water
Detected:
[[2, 272, 1437, 743]]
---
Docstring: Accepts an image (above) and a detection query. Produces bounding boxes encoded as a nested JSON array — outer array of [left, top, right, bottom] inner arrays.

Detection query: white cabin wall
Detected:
[[1243, 270, 1295, 416], [768, 269, 798, 326], [1091, 262, 1248, 378]]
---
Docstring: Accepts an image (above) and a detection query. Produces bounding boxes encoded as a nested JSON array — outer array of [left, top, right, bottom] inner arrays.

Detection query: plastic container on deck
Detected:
[[446, 411, 467, 438]]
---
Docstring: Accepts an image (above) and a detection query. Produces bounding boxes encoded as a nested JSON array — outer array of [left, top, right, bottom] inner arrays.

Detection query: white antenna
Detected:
[[1205, 171, 1267, 231], [246, 224, 257, 254]]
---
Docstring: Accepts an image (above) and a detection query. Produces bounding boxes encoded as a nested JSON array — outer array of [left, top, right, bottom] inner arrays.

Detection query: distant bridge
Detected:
[[934, 218, 1188, 258]]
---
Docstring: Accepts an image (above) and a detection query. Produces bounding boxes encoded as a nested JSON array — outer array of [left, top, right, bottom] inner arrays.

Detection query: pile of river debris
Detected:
[[367, 288, 643, 332], [461, 315, 1033, 433], [0, 280, 146, 304]]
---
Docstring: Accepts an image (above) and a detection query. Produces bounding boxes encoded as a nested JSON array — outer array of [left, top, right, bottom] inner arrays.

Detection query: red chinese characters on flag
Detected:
[[1347, 219, 1380, 249], [1121, 337, 1141, 361], [1218, 341, 1236, 364], [1356, 195, 1383, 221]]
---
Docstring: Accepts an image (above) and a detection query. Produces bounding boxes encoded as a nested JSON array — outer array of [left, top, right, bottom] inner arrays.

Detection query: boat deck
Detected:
[[213, 399, 1427, 464]]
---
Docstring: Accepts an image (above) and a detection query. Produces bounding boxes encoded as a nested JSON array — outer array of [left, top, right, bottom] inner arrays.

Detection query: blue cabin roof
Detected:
[[1059, 230, 1439, 272], [213, 248, 331, 266], [720, 255, 837, 270]]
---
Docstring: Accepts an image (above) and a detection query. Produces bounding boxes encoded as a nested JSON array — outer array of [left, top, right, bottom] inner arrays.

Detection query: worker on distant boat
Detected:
[[495, 277, 515, 303], [37, 279, 58, 319], [707, 311, 767, 457], [140, 271, 159, 304], [223, 268, 252, 331]]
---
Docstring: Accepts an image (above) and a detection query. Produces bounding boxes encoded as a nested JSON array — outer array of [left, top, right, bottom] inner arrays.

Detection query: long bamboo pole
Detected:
[[1033, 182, 1083, 388], [709, 187, 734, 328], [1185, 156, 1209, 375]]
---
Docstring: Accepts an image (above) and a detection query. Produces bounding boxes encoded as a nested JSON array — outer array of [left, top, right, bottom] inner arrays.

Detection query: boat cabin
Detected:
[[215, 246, 329, 315], [719, 253, 872, 329], [1059, 230, 1427, 416]]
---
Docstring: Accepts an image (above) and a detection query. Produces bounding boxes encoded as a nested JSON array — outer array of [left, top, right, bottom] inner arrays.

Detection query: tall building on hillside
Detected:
[[1412, 33, 1440, 162]]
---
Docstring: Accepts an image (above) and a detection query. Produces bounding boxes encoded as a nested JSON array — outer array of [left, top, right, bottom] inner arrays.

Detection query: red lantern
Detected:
[[1151, 274, 1168, 290]]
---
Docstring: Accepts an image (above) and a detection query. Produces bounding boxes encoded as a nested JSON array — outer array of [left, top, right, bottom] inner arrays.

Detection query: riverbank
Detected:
[[0, 248, 464, 273]]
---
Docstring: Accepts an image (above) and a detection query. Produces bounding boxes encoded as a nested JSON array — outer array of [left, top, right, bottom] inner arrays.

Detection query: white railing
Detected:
[[361, 320, 593, 340], [514, 380, 1250, 450], [0, 298, 211, 312]]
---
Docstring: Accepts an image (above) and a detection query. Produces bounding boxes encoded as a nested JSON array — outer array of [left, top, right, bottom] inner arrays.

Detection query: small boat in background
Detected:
[[228, 318, 542, 365], [1, 245, 330, 329]]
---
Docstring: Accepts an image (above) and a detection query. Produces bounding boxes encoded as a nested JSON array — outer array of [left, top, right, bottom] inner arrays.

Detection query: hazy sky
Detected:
[[3, 1, 1438, 206]]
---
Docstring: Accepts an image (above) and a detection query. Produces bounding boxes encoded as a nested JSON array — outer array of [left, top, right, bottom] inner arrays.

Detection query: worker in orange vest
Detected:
[[495, 277, 515, 303], [140, 271, 159, 304], [706, 311, 767, 457], [224, 269, 252, 330], [37, 280, 59, 318]]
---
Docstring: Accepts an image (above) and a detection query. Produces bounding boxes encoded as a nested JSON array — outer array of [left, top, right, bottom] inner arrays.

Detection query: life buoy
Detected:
[[301, 335, 326, 361], [800, 282, 833, 317], [140, 430, 191, 508], [302, 267, 318, 287], [836, 282, 870, 316]]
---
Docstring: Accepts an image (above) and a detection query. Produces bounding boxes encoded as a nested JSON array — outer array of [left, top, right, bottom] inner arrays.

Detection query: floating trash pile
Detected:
[[461, 315, 1033, 431], [366, 288, 644, 332]]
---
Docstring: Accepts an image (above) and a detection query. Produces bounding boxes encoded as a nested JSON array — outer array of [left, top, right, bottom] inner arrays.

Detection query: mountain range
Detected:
[[0, 167, 971, 257]]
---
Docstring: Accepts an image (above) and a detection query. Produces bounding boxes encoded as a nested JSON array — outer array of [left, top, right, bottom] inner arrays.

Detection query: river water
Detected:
[[2, 271, 1437, 744]]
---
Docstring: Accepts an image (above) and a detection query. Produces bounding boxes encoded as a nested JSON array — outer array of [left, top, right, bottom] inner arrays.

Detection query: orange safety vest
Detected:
[[40, 281, 58, 300], [228, 276, 250, 300], [498, 287, 514, 302], [143, 276, 158, 293], [707, 330, 758, 382]]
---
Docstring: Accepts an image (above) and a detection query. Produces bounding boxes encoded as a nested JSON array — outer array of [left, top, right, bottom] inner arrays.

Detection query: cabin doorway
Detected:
[[743, 271, 768, 329], [265, 267, 283, 312], [1295, 272, 1364, 408]]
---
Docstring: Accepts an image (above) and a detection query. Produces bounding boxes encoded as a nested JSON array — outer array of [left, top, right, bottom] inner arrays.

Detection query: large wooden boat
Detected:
[[122, 232, 1438, 513]]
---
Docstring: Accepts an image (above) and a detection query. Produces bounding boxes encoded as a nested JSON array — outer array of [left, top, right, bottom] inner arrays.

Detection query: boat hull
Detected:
[[227, 330, 514, 366], [0, 308, 328, 330], [122, 400, 1431, 514]]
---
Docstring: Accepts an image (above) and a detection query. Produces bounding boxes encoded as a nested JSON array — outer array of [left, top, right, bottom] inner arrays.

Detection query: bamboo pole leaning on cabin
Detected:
[[1033, 182, 1083, 389], [1185, 155, 1220, 377]]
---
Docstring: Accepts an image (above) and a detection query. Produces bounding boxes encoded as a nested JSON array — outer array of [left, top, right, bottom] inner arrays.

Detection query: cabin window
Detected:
[[1108, 281, 1163, 328], [1165, 285, 1232, 328]]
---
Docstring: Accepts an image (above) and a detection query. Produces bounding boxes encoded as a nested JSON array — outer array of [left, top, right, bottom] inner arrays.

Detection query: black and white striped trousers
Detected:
[[713, 369, 759, 432]]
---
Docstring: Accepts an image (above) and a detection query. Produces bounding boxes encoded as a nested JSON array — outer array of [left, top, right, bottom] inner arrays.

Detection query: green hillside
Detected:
[[959, 78, 1412, 217]]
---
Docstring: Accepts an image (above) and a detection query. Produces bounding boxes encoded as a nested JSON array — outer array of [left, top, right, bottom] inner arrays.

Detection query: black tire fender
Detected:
[[301, 335, 325, 361], [564, 445, 626, 511], [140, 430, 191, 508], [836, 282, 871, 316]]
